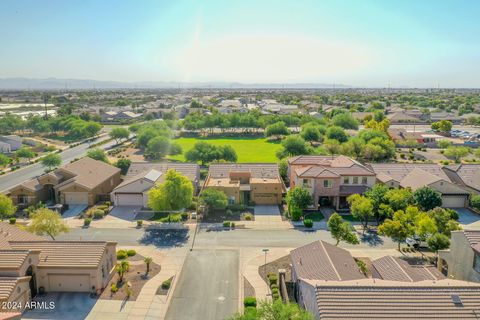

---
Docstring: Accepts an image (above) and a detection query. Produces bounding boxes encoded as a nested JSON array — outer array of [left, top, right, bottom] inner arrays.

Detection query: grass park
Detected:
[[168, 136, 282, 163]]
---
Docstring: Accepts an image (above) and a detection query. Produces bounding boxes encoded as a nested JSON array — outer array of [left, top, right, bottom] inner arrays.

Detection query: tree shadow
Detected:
[[359, 231, 384, 247], [139, 226, 190, 247]]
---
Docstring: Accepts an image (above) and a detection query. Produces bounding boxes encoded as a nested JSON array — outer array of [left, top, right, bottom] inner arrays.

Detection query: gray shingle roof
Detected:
[[208, 163, 280, 179], [126, 162, 200, 183], [372, 256, 445, 282]]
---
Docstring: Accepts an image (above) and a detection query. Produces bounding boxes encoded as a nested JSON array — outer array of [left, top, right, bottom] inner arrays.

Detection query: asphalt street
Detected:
[[0, 135, 118, 192], [165, 249, 239, 320]]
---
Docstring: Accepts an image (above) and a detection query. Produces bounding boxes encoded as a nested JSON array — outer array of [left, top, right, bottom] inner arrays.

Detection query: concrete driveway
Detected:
[[165, 249, 239, 320], [23, 292, 96, 320], [254, 205, 280, 216], [62, 204, 87, 218], [455, 208, 480, 227], [109, 205, 142, 221]]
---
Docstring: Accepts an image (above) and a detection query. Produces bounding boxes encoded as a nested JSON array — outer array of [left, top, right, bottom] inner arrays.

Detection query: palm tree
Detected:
[[116, 260, 130, 283], [144, 256, 153, 276]]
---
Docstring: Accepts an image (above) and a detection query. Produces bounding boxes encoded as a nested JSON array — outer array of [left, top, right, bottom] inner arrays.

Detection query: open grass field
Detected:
[[168, 137, 282, 162]]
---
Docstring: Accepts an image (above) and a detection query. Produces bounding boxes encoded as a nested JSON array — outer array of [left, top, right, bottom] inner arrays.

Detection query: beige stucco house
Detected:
[[111, 162, 200, 207], [203, 163, 286, 205], [288, 156, 376, 210], [0, 222, 117, 315], [7, 157, 121, 207]]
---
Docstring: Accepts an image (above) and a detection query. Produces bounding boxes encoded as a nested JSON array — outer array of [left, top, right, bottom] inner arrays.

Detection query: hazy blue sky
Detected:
[[1, 0, 479, 87]]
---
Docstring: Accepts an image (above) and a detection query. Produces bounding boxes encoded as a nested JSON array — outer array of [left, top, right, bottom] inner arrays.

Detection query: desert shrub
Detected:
[[93, 209, 104, 219], [267, 273, 278, 286], [271, 287, 279, 295], [96, 205, 108, 210], [230, 222, 235, 228], [303, 219, 313, 228], [181, 212, 189, 220], [223, 220, 231, 228], [244, 306, 257, 317], [290, 206, 303, 221], [226, 209, 233, 216], [9, 217, 16, 225], [104, 201, 111, 207], [84, 218, 92, 226], [117, 250, 128, 260], [272, 292, 280, 300], [111, 283, 118, 293], [270, 284, 278, 290], [126, 249, 136, 257], [400, 153, 406, 159], [244, 297, 257, 307], [244, 213, 253, 221], [161, 279, 172, 289], [136, 220, 143, 227]]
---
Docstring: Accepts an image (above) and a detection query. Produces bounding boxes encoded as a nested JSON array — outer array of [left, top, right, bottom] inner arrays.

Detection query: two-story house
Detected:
[[288, 155, 376, 210]]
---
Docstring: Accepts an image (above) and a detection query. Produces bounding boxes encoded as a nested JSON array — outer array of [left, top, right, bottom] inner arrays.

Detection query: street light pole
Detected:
[[262, 248, 269, 284]]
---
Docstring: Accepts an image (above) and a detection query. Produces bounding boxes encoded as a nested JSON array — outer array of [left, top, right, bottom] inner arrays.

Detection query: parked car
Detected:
[[406, 235, 427, 248]]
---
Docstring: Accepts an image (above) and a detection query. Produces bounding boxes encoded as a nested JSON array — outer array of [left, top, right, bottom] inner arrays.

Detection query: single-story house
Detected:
[[203, 163, 286, 205], [7, 157, 121, 207], [111, 162, 200, 207], [0, 222, 117, 315], [368, 163, 470, 208], [0, 135, 22, 154], [372, 256, 444, 282]]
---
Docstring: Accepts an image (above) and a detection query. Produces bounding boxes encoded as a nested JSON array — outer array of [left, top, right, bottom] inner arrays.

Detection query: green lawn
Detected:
[[168, 137, 282, 163], [304, 212, 325, 221]]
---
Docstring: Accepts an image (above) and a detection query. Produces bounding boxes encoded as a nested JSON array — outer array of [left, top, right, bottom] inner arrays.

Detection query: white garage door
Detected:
[[64, 192, 89, 205], [48, 274, 91, 292], [116, 193, 143, 206], [442, 195, 467, 208]]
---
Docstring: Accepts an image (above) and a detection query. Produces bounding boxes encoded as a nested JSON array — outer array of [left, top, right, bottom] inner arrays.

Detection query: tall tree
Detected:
[[365, 184, 389, 224], [0, 194, 16, 221], [199, 188, 228, 213], [347, 194, 373, 233], [265, 121, 289, 137], [147, 169, 193, 211], [378, 209, 414, 250], [109, 127, 129, 144], [327, 213, 359, 245], [413, 187, 442, 211], [28, 208, 69, 240], [41, 153, 61, 171], [16, 147, 35, 162], [87, 148, 109, 163], [286, 187, 312, 213], [228, 299, 314, 320]]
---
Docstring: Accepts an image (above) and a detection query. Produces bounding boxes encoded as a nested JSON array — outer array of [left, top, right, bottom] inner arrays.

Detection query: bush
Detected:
[[223, 220, 231, 228], [290, 206, 303, 221], [270, 284, 278, 290], [84, 218, 92, 226], [104, 201, 111, 207], [161, 279, 172, 290], [127, 249, 136, 257], [400, 153, 406, 159], [271, 287, 279, 295], [181, 212, 189, 221], [471, 195, 480, 210], [111, 283, 118, 293], [227, 204, 246, 211], [272, 292, 280, 300], [9, 217, 16, 224], [244, 297, 257, 307], [244, 213, 253, 221], [245, 306, 257, 316], [267, 273, 278, 286], [303, 219, 313, 228], [136, 220, 143, 227], [117, 250, 128, 260], [226, 209, 233, 216], [93, 209, 104, 219], [230, 222, 235, 228]]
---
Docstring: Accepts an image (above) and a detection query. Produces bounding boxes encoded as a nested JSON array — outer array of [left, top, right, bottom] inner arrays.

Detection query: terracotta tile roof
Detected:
[[463, 230, 480, 252], [290, 156, 374, 176], [290, 241, 365, 281], [208, 163, 280, 179], [0, 223, 45, 250], [0, 250, 30, 270], [8, 241, 111, 269], [312, 279, 480, 319], [126, 162, 200, 183], [372, 256, 445, 282], [0, 277, 29, 300], [57, 157, 120, 190]]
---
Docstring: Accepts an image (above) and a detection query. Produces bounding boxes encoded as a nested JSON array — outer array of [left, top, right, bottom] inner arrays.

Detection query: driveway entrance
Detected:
[[166, 249, 239, 320]]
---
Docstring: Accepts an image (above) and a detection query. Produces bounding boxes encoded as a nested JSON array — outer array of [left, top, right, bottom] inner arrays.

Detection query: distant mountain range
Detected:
[[0, 78, 351, 90]]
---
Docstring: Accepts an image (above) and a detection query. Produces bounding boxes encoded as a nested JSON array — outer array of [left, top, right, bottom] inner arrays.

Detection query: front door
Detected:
[[241, 191, 250, 204], [26, 266, 37, 297]]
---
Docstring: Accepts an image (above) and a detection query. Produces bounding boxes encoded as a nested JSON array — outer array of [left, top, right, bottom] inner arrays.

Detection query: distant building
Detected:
[[0, 135, 22, 153]]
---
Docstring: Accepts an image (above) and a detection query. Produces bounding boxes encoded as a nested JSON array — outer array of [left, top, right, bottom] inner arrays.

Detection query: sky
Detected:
[[0, 0, 479, 87]]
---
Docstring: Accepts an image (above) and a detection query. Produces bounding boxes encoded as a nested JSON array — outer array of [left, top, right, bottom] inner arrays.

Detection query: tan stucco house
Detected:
[[0, 222, 116, 315], [111, 162, 200, 207], [203, 163, 286, 205], [7, 157, 121, 207], [288, 155, 376, 210]]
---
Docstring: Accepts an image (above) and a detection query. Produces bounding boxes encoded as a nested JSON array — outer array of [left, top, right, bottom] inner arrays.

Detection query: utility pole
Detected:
[[262, 248, 269, 286]]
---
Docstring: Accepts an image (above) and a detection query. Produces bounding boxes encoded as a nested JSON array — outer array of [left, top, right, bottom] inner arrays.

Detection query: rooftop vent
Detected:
[[451, 294, 463, 307]]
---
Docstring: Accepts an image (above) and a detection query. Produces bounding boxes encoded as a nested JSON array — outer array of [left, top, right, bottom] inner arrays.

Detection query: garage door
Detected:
[[254, 193, 278, 205], [48, 274, 91, 292], [115, 193, 143, 206], [442, 195, 467, 208], [64, 192, 89, 205]]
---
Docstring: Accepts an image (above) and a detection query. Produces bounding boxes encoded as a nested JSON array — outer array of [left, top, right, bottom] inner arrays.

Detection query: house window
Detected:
[[18, 195, 28, 205], [362, 177, 368, 185], [343, 177, 349, 184], [474, 253, 480, 273], [353, 177, 359, 184], [323, 180, 332, 188], [229, 196, 235, 205], [302, 179, 311, 188]]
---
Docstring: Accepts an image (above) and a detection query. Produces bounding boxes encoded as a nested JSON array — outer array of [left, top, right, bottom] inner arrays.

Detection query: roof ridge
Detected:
[[391, 257, 414, 282], [320, 241, 341, 281]]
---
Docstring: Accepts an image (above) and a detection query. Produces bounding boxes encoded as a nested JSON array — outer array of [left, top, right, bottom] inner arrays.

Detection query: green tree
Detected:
[[325, 126, 348, 142], [16, 147, 35, 162], [378, 210, 415, 250], [278, 158, 288, 183], [384, 188, 413, 212], [427, 207, 461, 236], [300, 125, 321, 142], [116, 260, 130, 283], [365, 184, 389, 224], [332, 113, 359, 129], [228, 299, 314, 320], [437, 140, 452, 149], [199, 188, 228, 213], [471, 195, 480, 210], [110, 127, 129, 144], [0, 194, 16, 220], [220, 145, 238, 162], [427, 233, 450, 259], [83, 122, 102, 137], [144, 256, 153, 276], [265, 121, 289, 137], [413, 187, 442, 211], [41, 153, 61, 171], [327, 213, 359, 245], [147, 169, 193, 211], [286, 187, 312, 213], [146, 136, 171, 159], [277, 135, 312, 158], [87, 148, 109, 163], [185, 142, 237, 165], [0, 154, 11, 168], [114, 158, 132, 175], [431, 120, 452, 132], [347, 194, 373, 233], [28, 208, 69, 240], [444, 146, 470, 162]]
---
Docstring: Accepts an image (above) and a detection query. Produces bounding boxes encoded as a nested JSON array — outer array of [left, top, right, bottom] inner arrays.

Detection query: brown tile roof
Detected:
[[208, 163, 280, 179], [444, 164, 480, 192], [0, 250, 30, 270], [126, 162, 200, 183], [0, 223, 45, 250], [0, 277, 30, 300], [57, 157, 120, 190], [312, 279, 480, 319], [290, 241, 365, 281], [368, 163, 451, 182], [372, 256, 445, 282], [463, 230, 480, 253], [290, 156, 374, 177], [8, 241, 111, 269]]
